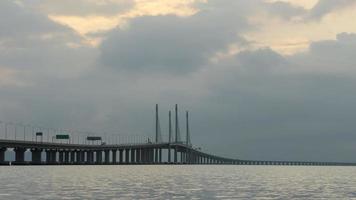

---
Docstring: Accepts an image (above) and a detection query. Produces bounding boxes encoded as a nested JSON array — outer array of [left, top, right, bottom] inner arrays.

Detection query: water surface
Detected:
[[0, 165, 355, 199]]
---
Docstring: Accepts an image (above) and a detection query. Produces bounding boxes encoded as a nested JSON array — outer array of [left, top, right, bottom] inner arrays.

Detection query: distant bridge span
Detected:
[[1, 104, 355, 166], [0, 139, 355, 166]]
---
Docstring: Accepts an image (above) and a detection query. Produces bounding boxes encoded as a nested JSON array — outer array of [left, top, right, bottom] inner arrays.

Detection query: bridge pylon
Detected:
[[155, 104, 162, 143], [186, 111, 191, 146], [175, 104, 181, 143]]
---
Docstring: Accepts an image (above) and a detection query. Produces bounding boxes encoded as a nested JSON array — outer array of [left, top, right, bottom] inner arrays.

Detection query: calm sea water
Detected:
[[0, 165, 356, 199]]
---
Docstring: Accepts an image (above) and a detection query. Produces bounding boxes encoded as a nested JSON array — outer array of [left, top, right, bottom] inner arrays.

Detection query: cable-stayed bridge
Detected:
[[0, 105, 355, 166]]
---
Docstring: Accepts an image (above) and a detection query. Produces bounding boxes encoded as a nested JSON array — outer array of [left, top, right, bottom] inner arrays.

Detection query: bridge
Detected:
[[0, 105, 355, 166]]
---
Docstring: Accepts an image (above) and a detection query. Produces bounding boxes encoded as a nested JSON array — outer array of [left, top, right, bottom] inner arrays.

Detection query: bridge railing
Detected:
[[0, 121, 154, 146]]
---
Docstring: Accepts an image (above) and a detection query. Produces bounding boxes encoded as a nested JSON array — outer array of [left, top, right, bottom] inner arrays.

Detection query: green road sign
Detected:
[[36, 132, 43, 136], [56, 134, 70, 139], [87, 136, 102, 141]]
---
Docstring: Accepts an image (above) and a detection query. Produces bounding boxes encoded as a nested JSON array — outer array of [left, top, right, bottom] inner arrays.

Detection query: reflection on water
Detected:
[[0, 165, 356, 199]]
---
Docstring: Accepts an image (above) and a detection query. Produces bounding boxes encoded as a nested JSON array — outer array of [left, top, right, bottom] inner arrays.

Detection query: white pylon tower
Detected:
[[186, 111, 191, 146], [175, 104, 181, 143], [155, 104, 162, 143]]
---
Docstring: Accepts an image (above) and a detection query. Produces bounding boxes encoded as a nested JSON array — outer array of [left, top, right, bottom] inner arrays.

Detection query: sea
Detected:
[[0, 165, 355, 199]]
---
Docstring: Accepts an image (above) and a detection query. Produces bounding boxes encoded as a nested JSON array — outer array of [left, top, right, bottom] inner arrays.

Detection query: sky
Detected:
[[1, 0, 356, 162]]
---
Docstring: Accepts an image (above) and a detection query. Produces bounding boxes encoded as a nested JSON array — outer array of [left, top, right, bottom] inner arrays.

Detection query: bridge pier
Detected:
[[70, 151, 75, 163], [14, 148, 26, 164], [112, 150, 117, 164], [119, 149, 123, 164], [51, 150, 57, 164], [31, 148, 42, 164], [58, 151, 64, 164], [65, 151, 70, 164], [104, 150, 110, 164], [154, 148, 158, 163], [131, 149, 135, 164], [75, 151, 80, 164], [159, 148, 162, 163], [168, 147, 171, 163], [96, 150, 102, 164], [180, 151, 184, 164], [174, 148, 177, 164], [0, 147, 6, 163], [87, 151, 94, 164], [144, 148, 148, 163], [80, 151, 85, 164], [136, 149, 141, 164], [45, 150, 51, 164], [125, 149, 130, 164]]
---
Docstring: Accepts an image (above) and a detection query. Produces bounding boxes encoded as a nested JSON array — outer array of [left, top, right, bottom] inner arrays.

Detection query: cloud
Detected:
[[0, 0, 65, 37], [99, 1, 253, 74], [2, 0, 356, 163], [0, 0, 97, 80], [264, 1, 307, 19], [20, 0, 133, 16], [192, 38, 356, 161], [308, 0, 356, 19], [290, 32, 356, 73]]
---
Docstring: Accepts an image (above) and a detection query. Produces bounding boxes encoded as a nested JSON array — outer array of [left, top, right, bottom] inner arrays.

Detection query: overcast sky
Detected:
[[1, 0, 356, 162]]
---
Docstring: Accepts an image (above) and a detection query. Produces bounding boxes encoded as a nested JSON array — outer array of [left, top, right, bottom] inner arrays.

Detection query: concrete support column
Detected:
[[59, 151, 64, 164], [174, 147, 178, 164], [90, 151, 95, 164], [146, 149, 150, 163], [145, 149, 149, 163], [80, 151, 85, 163], [45, 150, 51, 164], [76, 151, 81, 163], [112, 150, 117, 164], [125, 149, 130, 164], [180, 152, 184, 163], [51, 151, 57, 163], [159, 148, 162, 163], [131, 149, 135, 164], [15, 148, 26, 163], [136, 149, 141, 163], [150, 149, 154, 163], [96, 151, 102, 164], [104, 150, 110, 164], [75, 151, 81, 164], [65, 151, 70, 163], [119, 149, 123, 163], [141, 149, 145, 163], [154, 148, 158, 163], [186, 151, 190, 164], [0, 147, 6, 163], [31, 149, 42, 164], [70, 151, 75, 163], [87, 151, 94, 164], [168, 147, 171, 163], [142, 149, 147, 163], [85, 151, 90, 164]]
